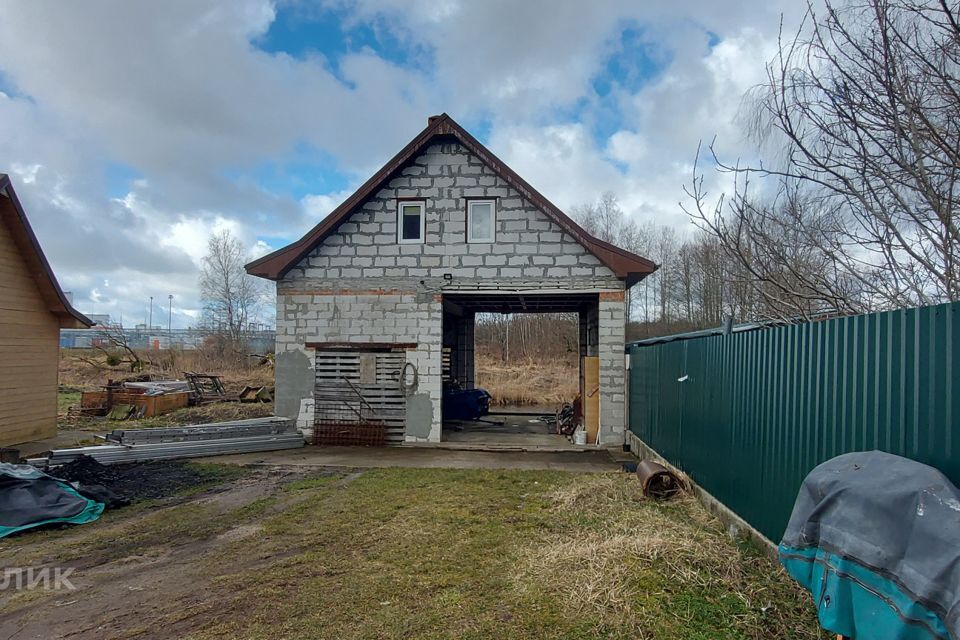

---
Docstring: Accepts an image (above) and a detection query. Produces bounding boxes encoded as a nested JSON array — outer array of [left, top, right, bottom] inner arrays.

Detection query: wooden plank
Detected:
[[0, 409, 56, 428], [0, 404, 57, 424], [0, 337, 62, 348], [0, 424, 56, 447], [0, 360, 60, 373], [0, 338, 59, 356], [0, 387, 56, 402], [314, 349, 408, 443], [0, 410, 56, 428], [0, 322, 58, 337], [583, 356, 600, 445], [0, 308, 60, 325], [0, 361, 57, 385], [0, 372, 58, 387]]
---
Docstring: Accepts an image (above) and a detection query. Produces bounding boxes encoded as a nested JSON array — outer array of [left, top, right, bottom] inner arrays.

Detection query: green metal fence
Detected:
[[628, 301, 959, 542]]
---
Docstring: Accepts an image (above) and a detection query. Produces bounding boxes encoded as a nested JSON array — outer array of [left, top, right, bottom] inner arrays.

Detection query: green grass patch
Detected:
[[189, 469, 823, 640], [57, 388, 82, 415], [0, 468, 823, 639]]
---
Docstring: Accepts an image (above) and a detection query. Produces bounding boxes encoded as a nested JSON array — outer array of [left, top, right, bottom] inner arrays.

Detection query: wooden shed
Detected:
[[0, 173, 91, 446]]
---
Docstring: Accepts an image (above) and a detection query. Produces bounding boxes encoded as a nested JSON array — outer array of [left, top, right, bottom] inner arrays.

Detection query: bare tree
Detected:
[[686, 0, 960, 320], [571, 192, 647, 251], [199, 230, 267, 345], [76, 323, 147, 372]]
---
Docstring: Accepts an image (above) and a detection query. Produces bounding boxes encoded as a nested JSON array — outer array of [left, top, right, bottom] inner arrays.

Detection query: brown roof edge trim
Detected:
[[586, 236, 658, 271], [245, 113, 657, 281], [0, 174, 93, 327]]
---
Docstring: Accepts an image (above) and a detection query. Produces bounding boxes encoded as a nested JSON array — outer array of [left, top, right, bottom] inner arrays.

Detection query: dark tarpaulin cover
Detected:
[[0, 463, 103, 537], [780, 451, 960, 640]]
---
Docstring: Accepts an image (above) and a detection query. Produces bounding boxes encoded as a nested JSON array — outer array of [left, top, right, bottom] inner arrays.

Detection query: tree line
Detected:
[[209, 0, 960, 351], [585, 0, 960, 339]]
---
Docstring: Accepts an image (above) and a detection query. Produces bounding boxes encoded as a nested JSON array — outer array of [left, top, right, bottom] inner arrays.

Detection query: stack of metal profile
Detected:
[[28, 417, 304, 467], [106, 417, 293, 444]]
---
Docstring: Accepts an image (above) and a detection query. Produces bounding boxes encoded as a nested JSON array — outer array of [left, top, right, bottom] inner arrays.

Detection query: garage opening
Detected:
[[441, 293, 601, 447]]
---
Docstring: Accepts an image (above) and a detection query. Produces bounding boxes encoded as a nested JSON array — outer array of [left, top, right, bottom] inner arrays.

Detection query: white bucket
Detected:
[[573, 429, 587, 446]]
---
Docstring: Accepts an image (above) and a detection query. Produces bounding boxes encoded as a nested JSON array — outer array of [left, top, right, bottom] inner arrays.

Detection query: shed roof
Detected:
[[0, 173, 92, 328], [245, 114, 658, 286]]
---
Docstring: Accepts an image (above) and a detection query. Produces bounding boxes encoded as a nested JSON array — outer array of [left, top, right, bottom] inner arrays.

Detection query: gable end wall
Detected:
[[274, 142, 627, 444]]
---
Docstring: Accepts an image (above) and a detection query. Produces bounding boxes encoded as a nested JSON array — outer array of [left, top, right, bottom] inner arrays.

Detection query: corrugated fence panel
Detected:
[[628, 301, 960, 542]]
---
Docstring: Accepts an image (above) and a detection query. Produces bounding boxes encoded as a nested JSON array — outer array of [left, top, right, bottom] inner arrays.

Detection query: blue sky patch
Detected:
[[576, 23, 672, 150], [104, 162, 142, 199], [256, 3, 430, 84], [0, 70, 27, 100], [593, 25, 669, 98], [241, 143, 351, 201]]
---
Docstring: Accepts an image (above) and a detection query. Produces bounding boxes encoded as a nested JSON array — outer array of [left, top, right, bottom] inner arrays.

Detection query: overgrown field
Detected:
[[58, 348, 273, 392], [60, 345, 582, 411], [57, 348, 275, 432], [0, 467, 823, 639], [475, 352, 579, 407]]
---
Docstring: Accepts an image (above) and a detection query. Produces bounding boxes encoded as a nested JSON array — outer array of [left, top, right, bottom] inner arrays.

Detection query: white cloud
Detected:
[[0, 0, 806, 327]]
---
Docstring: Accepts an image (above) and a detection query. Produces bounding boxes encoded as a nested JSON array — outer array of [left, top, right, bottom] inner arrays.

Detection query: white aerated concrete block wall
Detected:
[[274, 142, 629, 443], [598, 294, 627, 444]]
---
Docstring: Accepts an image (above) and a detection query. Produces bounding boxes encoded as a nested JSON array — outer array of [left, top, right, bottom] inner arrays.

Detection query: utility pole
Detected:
[[149, 296, 153, 329], [167, 294, 173, 341]]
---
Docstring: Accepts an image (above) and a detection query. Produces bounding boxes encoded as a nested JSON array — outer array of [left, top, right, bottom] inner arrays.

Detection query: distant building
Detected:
[[83, 313, 111, 327], [0, 173, 91, 446]]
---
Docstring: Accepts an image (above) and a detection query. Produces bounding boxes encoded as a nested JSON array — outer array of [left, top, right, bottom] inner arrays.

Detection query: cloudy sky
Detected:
[[0, 0, 805, 328]]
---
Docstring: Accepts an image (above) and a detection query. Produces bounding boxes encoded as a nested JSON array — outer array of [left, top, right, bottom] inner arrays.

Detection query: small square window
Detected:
[[398, 201, 425, 244], [467, 200, 495, 243]]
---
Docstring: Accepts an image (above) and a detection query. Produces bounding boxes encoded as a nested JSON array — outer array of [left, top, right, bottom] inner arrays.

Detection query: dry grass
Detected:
[[59, 348, 274, 393], [57, 391, 275, 432], [0, 468, 823, 639], [475, 352, 579, 406], [517, 474, 824, 639], [58, 348, 275, 432]]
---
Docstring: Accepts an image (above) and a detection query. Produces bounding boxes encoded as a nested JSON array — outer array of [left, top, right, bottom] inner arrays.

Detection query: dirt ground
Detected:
[[0, 465, 824, 640], [0, 465, 336, 640]]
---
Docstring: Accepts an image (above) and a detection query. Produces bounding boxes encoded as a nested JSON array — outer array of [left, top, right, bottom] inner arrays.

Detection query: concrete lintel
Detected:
[[439, 288, 621, 295]]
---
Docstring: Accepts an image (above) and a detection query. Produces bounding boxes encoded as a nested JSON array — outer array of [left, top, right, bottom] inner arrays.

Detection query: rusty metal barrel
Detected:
[[636, 460, 682, 499]]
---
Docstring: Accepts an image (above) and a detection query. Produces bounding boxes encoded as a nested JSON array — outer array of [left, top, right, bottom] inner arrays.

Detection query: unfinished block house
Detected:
[[247, 114, 656, 445]]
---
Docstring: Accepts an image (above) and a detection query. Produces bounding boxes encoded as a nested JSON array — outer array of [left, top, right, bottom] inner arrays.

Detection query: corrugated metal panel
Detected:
[[628, 301, 960, 542]]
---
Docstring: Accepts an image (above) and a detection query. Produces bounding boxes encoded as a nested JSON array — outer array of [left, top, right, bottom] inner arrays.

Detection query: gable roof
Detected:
[[0, 174, 92, 328], [246, 114, 658, 286]]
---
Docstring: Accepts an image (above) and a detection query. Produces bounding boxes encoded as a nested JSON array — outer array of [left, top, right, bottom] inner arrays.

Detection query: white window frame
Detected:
[[467, 199, 496, 243], [397, 200, 426, 244]]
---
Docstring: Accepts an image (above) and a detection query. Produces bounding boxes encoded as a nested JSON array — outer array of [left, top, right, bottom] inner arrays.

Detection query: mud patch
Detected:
[[50, 456, 236, 502]]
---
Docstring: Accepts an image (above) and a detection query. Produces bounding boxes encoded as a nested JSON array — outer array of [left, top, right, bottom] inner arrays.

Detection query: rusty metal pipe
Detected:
[[636, 459, 682, 499]]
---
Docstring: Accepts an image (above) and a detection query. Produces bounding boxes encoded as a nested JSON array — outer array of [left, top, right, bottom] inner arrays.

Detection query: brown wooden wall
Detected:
[[0, 215, 59, 446]]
